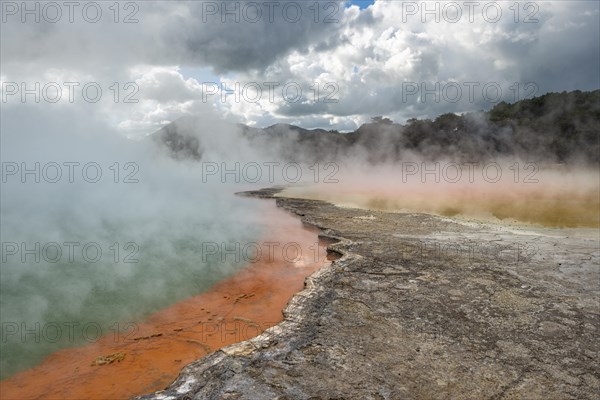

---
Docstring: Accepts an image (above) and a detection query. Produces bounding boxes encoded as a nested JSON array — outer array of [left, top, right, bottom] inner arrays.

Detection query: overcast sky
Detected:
[[1, 0, 599, 136]]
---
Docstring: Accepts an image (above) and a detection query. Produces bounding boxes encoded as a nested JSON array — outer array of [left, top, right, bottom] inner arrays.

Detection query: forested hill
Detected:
[[153, 89, 600, 164]]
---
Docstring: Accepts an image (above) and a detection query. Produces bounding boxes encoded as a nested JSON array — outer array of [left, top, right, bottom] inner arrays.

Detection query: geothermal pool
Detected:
[[0, 196, 328, 399]]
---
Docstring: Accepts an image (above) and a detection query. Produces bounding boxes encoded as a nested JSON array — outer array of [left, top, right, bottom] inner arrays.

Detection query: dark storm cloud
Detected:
[[167, 1, 347, 72]]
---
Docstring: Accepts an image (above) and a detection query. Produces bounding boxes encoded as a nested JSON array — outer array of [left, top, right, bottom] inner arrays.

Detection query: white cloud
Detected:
[[1, 0, 598, 132]]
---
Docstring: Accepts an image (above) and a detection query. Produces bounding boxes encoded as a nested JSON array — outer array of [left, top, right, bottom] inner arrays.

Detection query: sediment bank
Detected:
[[138, 187, 599, 399]]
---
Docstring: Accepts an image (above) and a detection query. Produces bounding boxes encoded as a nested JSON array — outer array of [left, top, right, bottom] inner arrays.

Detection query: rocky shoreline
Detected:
[[138, 188, 599, 399]]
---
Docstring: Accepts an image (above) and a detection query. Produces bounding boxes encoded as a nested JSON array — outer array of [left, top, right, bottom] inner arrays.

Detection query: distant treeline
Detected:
[[154, 89, 600, 164]]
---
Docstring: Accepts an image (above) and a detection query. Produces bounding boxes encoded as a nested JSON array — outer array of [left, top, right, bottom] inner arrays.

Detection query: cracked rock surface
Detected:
[[137, 188, 599, 400]]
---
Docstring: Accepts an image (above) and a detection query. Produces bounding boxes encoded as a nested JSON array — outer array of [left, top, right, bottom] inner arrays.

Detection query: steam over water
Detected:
[[280, 163, 600, 228], [0, 194, 268, 379], [0, 124, 272, 379]]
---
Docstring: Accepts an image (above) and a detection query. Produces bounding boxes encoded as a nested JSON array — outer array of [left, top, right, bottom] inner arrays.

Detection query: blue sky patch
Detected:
[[345, 0, 375, 10]]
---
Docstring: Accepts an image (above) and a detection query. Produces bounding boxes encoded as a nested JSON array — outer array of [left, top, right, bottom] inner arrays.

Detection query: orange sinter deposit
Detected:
[[1, 202, 329, 400]]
